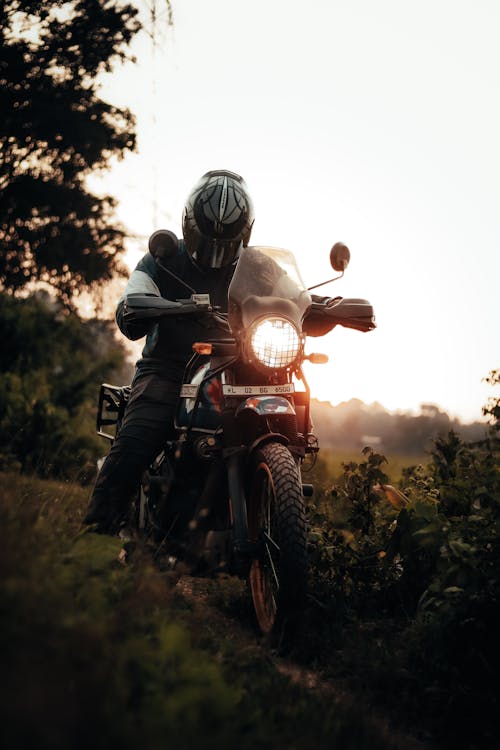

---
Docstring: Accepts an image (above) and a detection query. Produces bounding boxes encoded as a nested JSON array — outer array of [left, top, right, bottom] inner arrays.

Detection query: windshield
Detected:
[[228, 246, 312, 333]]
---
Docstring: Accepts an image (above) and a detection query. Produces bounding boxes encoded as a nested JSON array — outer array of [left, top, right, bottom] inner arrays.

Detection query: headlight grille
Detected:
[[250, 318, 301, 369]]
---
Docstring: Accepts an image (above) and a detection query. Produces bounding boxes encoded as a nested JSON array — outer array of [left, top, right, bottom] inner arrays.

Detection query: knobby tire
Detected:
[[247, 442, 307, 639]]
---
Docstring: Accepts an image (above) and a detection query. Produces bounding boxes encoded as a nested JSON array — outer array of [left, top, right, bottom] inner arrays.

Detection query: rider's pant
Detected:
[[85, 373, 179, 526]]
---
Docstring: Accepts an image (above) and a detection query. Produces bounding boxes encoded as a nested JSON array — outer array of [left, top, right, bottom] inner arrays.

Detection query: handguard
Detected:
[[325, 297, 376, 332], [117, 294, 206, 341], [303, 297, 376, 337], [123, 295, 200, 319]]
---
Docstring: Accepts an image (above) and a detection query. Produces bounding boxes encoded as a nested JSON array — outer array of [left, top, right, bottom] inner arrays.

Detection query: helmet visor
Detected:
[[192, 238, 242, 269]]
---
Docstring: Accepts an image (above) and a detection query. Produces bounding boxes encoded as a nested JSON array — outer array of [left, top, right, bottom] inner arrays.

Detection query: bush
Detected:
[[0, 292, 130, 480], [398, 430, 500, 747], [306, 373, 500, 747]]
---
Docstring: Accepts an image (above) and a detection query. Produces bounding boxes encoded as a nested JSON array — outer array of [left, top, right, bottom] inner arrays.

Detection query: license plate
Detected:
[[180, 384, 199, 398], [222, 384, 295, 396]]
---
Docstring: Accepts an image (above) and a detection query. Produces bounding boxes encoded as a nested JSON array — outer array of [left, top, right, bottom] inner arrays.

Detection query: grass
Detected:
[[0, 470, 422, 750], [0, 473, 239, 750]]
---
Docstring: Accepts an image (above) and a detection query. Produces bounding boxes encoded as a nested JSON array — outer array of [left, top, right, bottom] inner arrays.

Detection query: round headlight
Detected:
[[249, 317, 301, 369]]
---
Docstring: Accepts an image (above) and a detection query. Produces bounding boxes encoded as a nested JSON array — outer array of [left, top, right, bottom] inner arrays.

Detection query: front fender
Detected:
[[235, 395, 298, 448], [235, 395, 296, 418], [248, 432, 289, 455]]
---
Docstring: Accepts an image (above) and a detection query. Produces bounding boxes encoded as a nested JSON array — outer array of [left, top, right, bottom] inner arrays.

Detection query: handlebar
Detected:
[[123, 294, 375, 333]]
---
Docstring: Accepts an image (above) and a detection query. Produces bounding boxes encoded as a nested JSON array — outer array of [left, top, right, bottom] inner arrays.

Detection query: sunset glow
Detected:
[[89, 0, 500, 423]]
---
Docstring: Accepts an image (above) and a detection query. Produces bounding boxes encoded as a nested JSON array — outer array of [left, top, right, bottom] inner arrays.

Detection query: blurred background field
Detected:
[[305, 448, 427, 487]]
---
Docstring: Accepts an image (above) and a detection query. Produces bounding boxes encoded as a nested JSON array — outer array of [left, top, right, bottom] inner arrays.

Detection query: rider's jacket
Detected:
[[116, 241, 335, 382], [116, 241, 235, 382]]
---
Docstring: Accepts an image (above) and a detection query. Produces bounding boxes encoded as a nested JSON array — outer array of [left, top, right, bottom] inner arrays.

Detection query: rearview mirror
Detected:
[[148, 229, 179, 261], [330, 242, 350, 272]]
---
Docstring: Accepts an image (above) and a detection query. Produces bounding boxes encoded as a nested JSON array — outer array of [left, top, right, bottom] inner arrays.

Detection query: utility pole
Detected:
[[140, 1, 174, 228]]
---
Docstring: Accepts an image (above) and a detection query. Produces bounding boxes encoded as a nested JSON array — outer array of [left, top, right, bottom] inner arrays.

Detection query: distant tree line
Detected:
[[311, 397, 487, 455]]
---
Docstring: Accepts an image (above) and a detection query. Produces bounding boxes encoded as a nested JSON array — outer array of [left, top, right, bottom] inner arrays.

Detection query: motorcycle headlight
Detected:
[[249, 317, 301, 370]]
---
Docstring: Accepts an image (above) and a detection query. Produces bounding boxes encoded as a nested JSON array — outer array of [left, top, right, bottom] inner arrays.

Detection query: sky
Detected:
[[90, 0, 500, 423]]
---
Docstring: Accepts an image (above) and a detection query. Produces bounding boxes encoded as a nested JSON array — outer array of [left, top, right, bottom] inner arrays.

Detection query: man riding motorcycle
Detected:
[[84, 170, 341, 534]]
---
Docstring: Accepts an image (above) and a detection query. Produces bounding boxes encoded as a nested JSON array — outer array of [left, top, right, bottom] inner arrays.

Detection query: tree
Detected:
[[0, 0, 140, 306], [483, 369, 500, 429], [0, 292, 132, 479]]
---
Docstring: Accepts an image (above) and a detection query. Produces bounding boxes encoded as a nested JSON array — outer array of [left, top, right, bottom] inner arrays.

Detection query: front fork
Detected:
[[224, 447, 254, 563], [220, 402, 251, 566], [222, 399, 296, 568]]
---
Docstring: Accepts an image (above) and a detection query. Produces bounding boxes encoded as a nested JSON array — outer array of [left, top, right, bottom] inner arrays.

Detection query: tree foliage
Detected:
[[0, 0, 140, 305], [0, 292, 131, 479], [483, 368, 500, 427]]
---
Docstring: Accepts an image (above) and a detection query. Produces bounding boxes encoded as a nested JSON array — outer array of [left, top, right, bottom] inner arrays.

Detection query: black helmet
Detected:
[[182, 170, 255, 269]]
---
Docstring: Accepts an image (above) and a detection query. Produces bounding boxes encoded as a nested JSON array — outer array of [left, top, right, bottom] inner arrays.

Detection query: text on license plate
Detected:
[[222, 384, 295, 396]]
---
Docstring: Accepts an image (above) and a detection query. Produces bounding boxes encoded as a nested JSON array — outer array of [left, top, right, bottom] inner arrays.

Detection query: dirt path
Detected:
[[173, 573, 434, 750]]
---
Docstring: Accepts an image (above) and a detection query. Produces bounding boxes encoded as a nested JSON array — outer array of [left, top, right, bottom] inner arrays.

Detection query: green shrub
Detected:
[[307, 448, 400, 615], [396, 429, 500, 746], [0, 292, 129, 481], [306, 381, 500, 748]]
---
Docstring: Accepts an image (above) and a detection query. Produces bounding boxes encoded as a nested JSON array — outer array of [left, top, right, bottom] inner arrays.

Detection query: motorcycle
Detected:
[[96, 234, 375, 637]]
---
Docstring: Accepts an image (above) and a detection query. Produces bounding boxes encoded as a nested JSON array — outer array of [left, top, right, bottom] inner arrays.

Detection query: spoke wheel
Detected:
[[247, 442, 307, 637]]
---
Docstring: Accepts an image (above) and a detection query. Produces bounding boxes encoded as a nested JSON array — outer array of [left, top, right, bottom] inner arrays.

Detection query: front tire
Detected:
[[246, 442, 307, 637]]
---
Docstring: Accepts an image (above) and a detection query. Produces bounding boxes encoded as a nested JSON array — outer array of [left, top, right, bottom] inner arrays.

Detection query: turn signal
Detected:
[[306, 353, 329, 364], [193, 342, 213, 355]]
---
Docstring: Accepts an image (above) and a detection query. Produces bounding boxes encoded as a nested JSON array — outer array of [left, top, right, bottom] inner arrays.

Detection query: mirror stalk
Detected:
[[307, 271, 344, 291], [155, 259, 198, 296]]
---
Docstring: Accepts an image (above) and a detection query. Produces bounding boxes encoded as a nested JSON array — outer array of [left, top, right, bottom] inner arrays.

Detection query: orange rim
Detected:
[[248, 461, 280, 635]]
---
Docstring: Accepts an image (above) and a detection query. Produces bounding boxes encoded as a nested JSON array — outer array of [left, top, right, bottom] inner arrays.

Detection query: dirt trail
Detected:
[[173, 574, 434, 750]]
